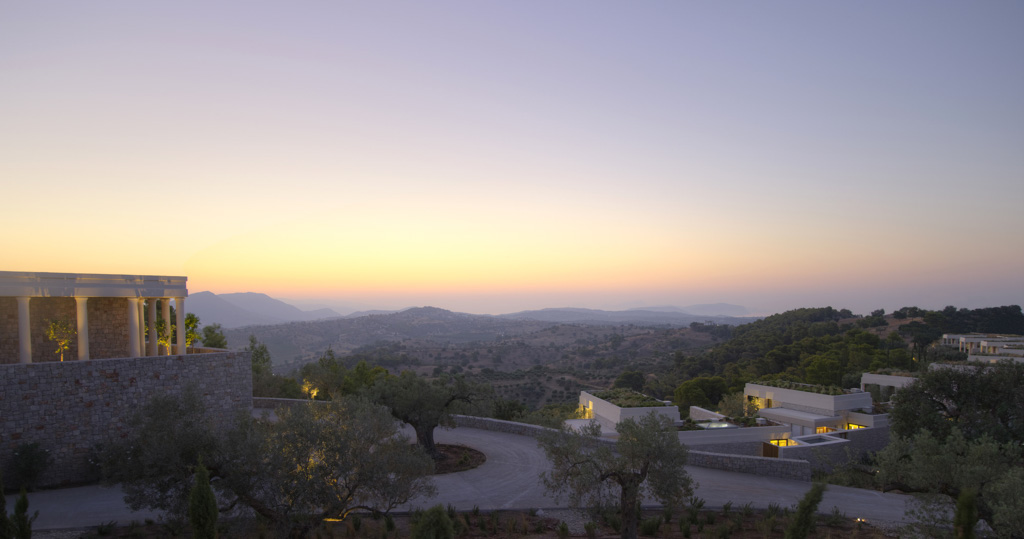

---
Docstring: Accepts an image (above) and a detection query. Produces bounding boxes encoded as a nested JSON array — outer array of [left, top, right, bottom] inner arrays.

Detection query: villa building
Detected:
[[0, 271, 190, 363], [743, 381, 884, 437], [940, 333, 1024, 363]]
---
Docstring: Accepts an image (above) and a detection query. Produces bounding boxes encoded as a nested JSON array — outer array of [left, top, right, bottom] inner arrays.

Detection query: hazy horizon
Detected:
[[3, 2, 1022, 316]]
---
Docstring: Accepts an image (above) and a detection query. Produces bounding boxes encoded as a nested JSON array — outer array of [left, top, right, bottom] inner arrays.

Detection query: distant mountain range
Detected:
[[188, 292, 344, 328], [188, 291, 757, 331], [499, 306, 751, 326]]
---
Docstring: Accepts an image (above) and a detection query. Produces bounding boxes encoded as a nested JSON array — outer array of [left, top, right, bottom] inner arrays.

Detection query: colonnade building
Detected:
[[0, 271, 189, 364]]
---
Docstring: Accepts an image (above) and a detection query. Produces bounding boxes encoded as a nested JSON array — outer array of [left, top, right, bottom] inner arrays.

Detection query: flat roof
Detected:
[[0, 271, 187, 298], [758, 407, 841, 428]]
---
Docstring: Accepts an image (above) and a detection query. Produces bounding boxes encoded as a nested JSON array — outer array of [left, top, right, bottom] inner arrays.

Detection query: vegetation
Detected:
[[188, 459, 217, 539], [591, 388, 665, 407], [200, 323, 227, 348], [751, 379, 845, 395], [246, 335, 302, 398], [0, 471, 10, 539], [96, 390, 435, 537], [45, 318, 75, 362], [10, 443, 51, 492], [539, 412, 693, 539], [11, 489, 37, 539], [411, 505, 454, 539], [370, 371, 479, 459], [783, 483, 825, 539], [876, 361, 1024, 537]]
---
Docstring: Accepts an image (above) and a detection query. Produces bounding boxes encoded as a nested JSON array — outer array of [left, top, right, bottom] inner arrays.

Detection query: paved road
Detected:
[[27, 426, 910, 530]]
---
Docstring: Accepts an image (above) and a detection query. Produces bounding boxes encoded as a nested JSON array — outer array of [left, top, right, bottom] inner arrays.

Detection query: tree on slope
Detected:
[[371, 371, 477, 459], [538, 412, 693, 539]]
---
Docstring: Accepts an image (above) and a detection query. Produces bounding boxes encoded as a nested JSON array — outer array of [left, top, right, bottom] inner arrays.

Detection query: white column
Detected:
[[127, 298, 141, 358], [17, 296, 32, 364], [136, 299, 145, 357], [75, 297, 90, 361], [174, 297, 186, 355], [161, 299, 171, 355], [147, 300, 157, 356]]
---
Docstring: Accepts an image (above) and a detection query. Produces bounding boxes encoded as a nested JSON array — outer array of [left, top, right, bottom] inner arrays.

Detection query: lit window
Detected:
[[815, 426, 834, 434], [770, 439, 795, 447], [847, 423, 866, 430]]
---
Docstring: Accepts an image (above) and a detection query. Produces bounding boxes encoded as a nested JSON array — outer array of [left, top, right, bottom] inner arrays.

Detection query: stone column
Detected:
[[174, 297, 186, 355], [161, 299, 171, 355], [75, 297, 90, 361], [137, 299, 145, 357], [147, 300, 157, 356], [17, 296, 31, 364], [127, 298, 141, 358]]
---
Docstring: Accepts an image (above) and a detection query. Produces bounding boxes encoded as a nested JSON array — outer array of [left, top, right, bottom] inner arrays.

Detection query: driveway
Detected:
[[27, 425, 910, 530]]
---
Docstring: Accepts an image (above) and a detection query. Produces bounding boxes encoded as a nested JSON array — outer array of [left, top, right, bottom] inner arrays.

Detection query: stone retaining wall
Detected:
[[0, 351, 252, 486], [686, 450, 811, 481]]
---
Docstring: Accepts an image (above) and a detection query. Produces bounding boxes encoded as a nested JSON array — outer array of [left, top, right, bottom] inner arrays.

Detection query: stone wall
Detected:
[[0, 351, 252, 487], [0, 298, 17, 364], [686, 450, 811, 482], [87, 297, 129, 360]]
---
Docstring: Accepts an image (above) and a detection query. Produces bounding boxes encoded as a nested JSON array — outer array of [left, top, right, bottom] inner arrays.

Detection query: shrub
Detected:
[[784, 483, 826, 539], [639, 516, 662, 536], [556, 521, 569, 539], [11, 442, 51, 491], [954, 489, 978, 539], [188, 460, 217, 539], [411, 505, 454, 539], [12, 488, 38, 539], [584, 521, 598, 539]]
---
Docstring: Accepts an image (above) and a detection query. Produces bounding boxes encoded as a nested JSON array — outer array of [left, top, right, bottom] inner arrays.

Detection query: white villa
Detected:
[[743, 381, 886, 437]]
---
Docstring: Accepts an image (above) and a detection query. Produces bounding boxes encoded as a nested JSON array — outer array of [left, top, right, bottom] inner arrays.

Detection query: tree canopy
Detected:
[[877, 361, 1024, 537], [98, 391, 435, 537], [371, 371, 478, 459], [538, 412, 693, 539]]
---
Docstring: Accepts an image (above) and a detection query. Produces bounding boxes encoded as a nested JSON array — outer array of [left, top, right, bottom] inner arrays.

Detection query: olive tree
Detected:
[[219, 398, 436, 537], [538, 412, 694, 539], [98, 391, 435, 537], [371, 371, 477, 459]]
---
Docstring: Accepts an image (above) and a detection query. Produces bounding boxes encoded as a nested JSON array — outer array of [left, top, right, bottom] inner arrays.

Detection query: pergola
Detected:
[[0, 271, 189, 363]]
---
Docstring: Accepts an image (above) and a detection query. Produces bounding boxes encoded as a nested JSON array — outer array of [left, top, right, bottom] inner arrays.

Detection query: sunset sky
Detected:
[[2, 2, 1022, 315]]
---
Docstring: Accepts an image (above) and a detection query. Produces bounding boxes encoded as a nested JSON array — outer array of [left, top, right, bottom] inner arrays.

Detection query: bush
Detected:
[[584, 521, 598, 539], [188, 460, 217, 539], [640, 516, 662, 536], [11, 442, 51, 491], [784, 483, 826, 539], [411, 505, 454, 539], [556, 521, 569, 539]]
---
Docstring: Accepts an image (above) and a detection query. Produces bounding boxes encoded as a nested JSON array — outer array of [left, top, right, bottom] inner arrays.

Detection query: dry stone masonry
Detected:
[[0, 351, 252, 486]]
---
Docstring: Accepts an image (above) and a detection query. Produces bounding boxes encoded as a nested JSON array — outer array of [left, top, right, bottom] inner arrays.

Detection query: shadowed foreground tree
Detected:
[[538, 412, 693, 539], [877, 361, 1024, 536], [98, 392, 435, 538], [220, 398, 436, 537], [371, 371, 478, 459]]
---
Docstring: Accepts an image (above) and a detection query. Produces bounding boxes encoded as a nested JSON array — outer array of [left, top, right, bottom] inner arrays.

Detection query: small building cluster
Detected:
[[939, 333, 1024, 363]]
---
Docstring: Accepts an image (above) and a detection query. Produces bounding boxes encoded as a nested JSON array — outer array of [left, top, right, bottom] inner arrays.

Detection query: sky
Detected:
[[2, 2, 1022, 316]]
